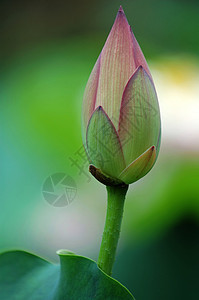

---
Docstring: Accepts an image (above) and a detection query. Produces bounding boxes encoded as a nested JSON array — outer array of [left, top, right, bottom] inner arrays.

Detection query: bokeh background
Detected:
[[1, 0, 199, 299]]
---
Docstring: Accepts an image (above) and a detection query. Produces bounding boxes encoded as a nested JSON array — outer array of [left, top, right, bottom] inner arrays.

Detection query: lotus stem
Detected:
[[97, 184, 129, 276]]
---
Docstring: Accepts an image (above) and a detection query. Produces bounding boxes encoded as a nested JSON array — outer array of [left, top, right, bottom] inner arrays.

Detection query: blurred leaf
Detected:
[[0, 250, 134, 300]]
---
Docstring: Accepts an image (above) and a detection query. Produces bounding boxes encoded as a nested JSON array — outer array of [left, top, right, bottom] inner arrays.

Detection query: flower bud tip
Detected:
[[119, 5, 124, 13]]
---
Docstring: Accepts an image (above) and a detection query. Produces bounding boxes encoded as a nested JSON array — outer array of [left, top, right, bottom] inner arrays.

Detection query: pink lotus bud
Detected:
[[82, 6, 161, 185]]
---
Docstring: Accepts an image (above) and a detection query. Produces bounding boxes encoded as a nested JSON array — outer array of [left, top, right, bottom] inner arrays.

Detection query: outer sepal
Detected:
[[89, 164, 125, 187], [86, 106, 125, 178], [118, 145, 156, 184], [118, 66, 161, 166]]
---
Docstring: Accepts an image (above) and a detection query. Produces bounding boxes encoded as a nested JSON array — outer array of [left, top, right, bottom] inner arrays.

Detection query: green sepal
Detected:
[[118, 66, 161, 166], [86, 106, 125, 178], [89, 164, 125, 186], [118, 145, 156, 184]]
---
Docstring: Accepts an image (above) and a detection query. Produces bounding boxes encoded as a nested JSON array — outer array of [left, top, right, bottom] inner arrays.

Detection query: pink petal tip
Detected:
[[119, 5, 124, 13]]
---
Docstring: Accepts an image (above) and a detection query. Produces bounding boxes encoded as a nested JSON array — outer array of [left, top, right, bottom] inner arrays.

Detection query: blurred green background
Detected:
[[1, 0, 199, 299]]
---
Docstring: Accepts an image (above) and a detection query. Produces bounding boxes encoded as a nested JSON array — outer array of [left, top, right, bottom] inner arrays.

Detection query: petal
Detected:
[[118, 146, 156, 184], [82, 55, 101, 144], [131, 29, 152, 80], [86, 106, 125, 178], [118, 66, 161, 166], [94, 7, 137, 128]]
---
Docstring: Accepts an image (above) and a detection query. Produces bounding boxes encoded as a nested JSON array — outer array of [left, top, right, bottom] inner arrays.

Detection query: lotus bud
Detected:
[[82, 6, 161, 185]]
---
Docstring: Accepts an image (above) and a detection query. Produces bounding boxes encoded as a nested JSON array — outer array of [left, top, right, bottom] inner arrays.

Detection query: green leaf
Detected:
[[0, 250, 135, 300], [86, 106, 125, 178]]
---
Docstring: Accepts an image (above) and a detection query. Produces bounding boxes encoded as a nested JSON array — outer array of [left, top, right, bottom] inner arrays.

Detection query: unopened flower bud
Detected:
[[82, 6, 161, 185]]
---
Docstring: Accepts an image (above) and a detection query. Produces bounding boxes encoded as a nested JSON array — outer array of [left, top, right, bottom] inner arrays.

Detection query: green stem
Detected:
[[97, 184, 129, 276]]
